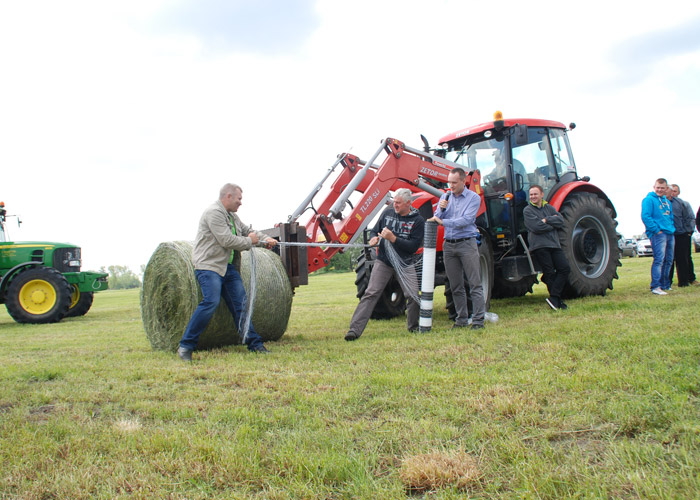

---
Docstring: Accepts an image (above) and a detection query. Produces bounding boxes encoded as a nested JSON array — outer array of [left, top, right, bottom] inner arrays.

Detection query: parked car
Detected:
[[637, 238, 653, 257], [693, 231, 700, 253], [619, 238, 637, 258]]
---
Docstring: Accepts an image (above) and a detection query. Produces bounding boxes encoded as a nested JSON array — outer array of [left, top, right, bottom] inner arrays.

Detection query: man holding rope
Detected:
[[344, 188, 425, 341], [178, 183, 277, 361]]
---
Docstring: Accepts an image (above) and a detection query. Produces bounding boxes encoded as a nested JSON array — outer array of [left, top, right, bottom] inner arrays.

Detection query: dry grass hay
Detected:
[[140, 241, 292, 351], [399, 451, 481, 493]]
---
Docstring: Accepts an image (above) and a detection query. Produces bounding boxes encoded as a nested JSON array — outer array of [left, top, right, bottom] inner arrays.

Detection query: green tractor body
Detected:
[[0, 204, 108, 323]]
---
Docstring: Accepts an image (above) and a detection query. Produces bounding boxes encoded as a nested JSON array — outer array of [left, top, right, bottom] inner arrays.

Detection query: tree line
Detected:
[[99, 265, 142, 290]]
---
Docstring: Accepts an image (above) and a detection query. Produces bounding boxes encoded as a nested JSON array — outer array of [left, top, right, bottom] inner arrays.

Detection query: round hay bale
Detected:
[[140, 241, 292, 351]]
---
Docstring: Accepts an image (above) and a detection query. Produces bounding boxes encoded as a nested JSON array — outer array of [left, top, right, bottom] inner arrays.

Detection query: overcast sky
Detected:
[[2, 0, 700, 272]]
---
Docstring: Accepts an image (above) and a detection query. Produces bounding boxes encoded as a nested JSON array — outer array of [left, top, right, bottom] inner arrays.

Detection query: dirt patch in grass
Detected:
[[399, 450, 482, 493], [28, 404, 59, 423]]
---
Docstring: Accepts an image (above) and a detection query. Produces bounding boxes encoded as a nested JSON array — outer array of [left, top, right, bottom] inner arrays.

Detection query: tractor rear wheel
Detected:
[[558, 192, 620, 297], [5, 267, 72, 323], [64, 285, 94, 318], [355, 252, 406, 319]]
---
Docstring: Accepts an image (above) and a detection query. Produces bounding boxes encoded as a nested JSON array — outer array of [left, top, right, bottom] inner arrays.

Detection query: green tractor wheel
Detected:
[[5, 267, 72, 323], [64, 285, 94, 318]]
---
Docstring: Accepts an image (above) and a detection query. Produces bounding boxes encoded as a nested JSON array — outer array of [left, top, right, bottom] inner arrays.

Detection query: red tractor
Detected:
[[269, 112, 619, 317]]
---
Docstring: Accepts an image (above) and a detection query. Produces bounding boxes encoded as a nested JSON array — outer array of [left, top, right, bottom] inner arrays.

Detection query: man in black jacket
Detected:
[[523, 185, 571, 310], [667, 184, 697, 287], [345, 188, 425, 341]]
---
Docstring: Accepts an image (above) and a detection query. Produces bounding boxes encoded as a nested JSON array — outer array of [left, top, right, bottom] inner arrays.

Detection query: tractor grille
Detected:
[[53, 247, 81, 272]]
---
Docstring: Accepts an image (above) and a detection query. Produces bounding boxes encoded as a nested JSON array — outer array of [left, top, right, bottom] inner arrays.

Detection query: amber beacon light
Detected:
[[493, 110, 504, 131]]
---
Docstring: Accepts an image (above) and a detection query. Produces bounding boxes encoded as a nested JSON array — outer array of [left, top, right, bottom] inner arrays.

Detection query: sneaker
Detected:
[[545, 297, 559, 310], [651, 287, 667, 295], [344, 331, 359, 341], [470, 324, 484, 330], [250, 345, 270, 354], [451, 323, 469, 329], [177, 346, 192, 362], [559, 301, 568, 310]]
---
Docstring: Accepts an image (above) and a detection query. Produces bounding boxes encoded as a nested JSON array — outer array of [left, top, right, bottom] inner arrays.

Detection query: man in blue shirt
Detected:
[[641, 178, 675, 295], [429, 168, 485, 330]]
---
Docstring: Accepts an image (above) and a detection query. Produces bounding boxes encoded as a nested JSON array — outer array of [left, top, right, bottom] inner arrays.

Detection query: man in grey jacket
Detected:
[[523, 184, 571, 310], [178, 183, 277, 361], [667, 183, 697, 287]]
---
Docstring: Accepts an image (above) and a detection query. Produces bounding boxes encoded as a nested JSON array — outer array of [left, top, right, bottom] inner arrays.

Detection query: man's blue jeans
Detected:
[[180, 265, 264, 351], [650, 232, 674, 290]]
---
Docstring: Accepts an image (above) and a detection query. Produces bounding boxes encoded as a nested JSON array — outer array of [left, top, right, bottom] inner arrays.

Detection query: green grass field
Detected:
[[1, 256, 699, 499]]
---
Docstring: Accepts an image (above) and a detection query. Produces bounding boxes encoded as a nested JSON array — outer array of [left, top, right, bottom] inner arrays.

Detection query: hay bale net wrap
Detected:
[[141, 241, 293, 351]]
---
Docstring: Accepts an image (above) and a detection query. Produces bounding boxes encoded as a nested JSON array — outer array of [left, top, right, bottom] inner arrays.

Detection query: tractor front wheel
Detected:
[[5, 267, 72, 323], [64, 285, 94, 318], [559, 192, 620, 297]]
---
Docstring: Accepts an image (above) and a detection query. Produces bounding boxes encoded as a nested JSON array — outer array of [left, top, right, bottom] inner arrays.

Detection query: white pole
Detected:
[[419, 220, 438, 332]]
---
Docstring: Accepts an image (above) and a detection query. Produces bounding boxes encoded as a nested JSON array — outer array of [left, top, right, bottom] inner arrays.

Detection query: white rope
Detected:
[[239, 249, 257, 344], [276, 241, 376, 248]]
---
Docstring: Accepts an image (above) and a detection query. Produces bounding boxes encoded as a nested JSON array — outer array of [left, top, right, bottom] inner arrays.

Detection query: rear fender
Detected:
[[548, 181, 617, 218]]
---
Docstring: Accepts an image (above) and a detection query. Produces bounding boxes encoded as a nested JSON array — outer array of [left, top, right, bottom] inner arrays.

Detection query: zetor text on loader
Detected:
[[0, 202, 108, 324], [270, 112, 620, 317]]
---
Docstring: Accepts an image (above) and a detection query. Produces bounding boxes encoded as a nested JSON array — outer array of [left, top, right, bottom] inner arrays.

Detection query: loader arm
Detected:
[[270, 137, 486, 288]]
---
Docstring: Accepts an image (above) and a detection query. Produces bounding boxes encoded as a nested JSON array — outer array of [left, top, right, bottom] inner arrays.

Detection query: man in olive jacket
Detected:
[[178, 183, 277, 361], [523, 184, 571, 310]]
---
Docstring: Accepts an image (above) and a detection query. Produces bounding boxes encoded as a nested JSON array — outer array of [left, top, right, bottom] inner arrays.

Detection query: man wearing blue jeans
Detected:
[[178, 183, 277, 361], [641, 178, 675, 295]]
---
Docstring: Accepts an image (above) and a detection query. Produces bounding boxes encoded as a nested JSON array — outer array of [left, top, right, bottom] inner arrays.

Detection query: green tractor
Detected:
[[0, 202, 108, 324]]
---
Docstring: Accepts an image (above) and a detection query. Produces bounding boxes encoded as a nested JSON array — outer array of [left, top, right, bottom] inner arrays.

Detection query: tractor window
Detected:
[[549, 128, 575, 177], [512, 127, 557, 197], [445, 138, 506, 197]]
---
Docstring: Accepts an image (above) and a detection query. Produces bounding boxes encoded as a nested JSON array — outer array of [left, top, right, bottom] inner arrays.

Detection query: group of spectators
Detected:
[[641, 178, 698, 295]]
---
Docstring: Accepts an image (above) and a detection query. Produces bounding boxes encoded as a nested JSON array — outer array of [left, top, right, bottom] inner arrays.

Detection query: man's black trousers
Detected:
[[532, 247, 571, 300]]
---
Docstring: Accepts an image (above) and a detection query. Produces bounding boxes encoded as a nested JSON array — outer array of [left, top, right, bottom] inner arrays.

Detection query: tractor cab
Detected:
[[439, 116, 577, 250]]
